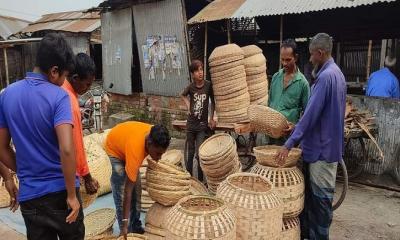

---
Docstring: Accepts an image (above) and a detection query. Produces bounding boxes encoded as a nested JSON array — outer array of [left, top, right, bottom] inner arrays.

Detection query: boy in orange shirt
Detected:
[[62, 53, 99, 194], [104, 121, 170, 236]]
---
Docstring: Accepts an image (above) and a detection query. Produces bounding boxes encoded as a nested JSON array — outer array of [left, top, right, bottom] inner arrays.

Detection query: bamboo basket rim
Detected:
[[211, 65, 245, 79], [225, 173, 273, 194], [209, 44, 243, 61], [176, 195, 226, 216], [147, 158, 190, 177], [160, 149, 183, 165], [253, 145, 302, 167], [209, 54, 244, 67], [116, 233, 148, 240], [210, 59, 244, 74], [242, 45, 263, 58], [199, 133, 235, 159], [84, 208, 116, 238]]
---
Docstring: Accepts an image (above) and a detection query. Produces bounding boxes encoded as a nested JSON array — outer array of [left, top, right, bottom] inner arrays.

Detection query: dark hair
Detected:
[[189, 60, 203, 73], [148, 124, 171, 149], [35, 33, 75, 74], [73, 53, 96, 80], [281, 39, 298, 56]]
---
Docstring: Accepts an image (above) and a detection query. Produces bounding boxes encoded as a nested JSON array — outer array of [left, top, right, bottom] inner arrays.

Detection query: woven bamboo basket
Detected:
[[84, 208, 116, 239], [250, 164, 304, 217], [246, 71, 267, 81], [146, 182, 190, 192], [211, 72, 247, 85], [244, 54, 266, 68], [253, 145, 302, 167], [217, 115, 249, 124], [144, 232, 165, 240], [147, 188, 190, 207], [145, 203, 172, 229], [160, 149, 183, 166], [216, 173, 283, 240], [86, 229, 114, 240], [146, 171, 191, 186], [145, 224, 166, 237], [116, 233, 148, 240], [147, 159, 190, 177], [209, 44, 244, 63], [189, 177, 209, 195], [245, 64, 267, 75], [281, 217, 301, 240], [199, 133, 235, 160], [0, 174, 18, 208], [211, 65, 246, 79], [210, 59, 244, 74], [248, 105, 289, 138], [164, 195, 237, 240], [84, 136, 112, 196], [80, 179, 98, 209], [215, 88, 249, 100], [242, 45, 263, 58], [214, 82, 248, 97], [210, 55, 244, 67]]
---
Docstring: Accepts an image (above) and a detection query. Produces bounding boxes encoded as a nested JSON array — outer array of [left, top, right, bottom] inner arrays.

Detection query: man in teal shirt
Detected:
[[268, 39, 310, 145]]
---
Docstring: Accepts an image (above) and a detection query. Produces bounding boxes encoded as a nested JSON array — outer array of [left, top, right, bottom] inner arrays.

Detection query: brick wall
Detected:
[[105, 93, 187, 138]]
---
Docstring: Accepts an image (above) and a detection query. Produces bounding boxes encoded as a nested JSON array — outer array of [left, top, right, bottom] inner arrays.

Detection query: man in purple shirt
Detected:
[[277, 33, 346, 240], [0, 33, 84, 240]]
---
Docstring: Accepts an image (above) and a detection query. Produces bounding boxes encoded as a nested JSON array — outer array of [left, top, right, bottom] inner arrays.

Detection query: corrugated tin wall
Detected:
[[101, 8, 133, 95], [65, 36, 90, 55], [132, 0, 190, 96], [348, 95, 400, 176]]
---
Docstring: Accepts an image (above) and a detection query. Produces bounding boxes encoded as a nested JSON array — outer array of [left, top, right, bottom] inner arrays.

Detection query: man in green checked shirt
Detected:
[[268, 39, 310, 145]]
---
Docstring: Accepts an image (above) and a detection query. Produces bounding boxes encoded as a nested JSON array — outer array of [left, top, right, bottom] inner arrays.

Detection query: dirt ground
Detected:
[[1, 138, 399, 239]]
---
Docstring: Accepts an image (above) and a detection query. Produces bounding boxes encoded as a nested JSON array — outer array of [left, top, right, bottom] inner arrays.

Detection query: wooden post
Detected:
[[204, 22, 208, 78], [227, 19, 231, 44], [366, 40, 373, 80], [3, 48, 9, 86], [380, 39, 387, 68], [336, 42, 341, 65]]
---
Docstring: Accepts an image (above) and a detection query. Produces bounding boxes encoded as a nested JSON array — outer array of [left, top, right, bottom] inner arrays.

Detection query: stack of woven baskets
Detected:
[[209, 44, 250, 123], [248, 104, 289, 138], [140, 158, 154, 213], [242, 45, 269, 106], [164, 195, 237, 240], [146, 158, 191, 206], [199, 133, 241, 194], [217, 173, 283, 240], [251, 145, 303, 239]]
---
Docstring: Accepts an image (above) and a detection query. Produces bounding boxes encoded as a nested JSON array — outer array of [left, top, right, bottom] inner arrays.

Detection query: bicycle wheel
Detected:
[[339, 138, 365, 180], [333, 159, 348, 211]]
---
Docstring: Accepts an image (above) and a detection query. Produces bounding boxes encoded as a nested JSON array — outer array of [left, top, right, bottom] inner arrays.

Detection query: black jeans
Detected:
[[20, 188, 85, 240], [186, 129, 208, 182]]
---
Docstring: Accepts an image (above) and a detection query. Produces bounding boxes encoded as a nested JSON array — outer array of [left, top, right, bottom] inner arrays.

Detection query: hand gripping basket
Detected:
[[250, 164, 304, 217], [84, 136, 112, 196], [253, 145, 302, 167], [84, 208, 116, 240], [281, 217, 301, 240], [80, 178, 98, 209], [216, 173, 283, 240], [248, 105, 289, 138], [164, 195, 237, 240]]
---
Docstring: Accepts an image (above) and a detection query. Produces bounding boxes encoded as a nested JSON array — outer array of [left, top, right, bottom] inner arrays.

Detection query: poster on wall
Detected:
[[142, 34, 183, 79]]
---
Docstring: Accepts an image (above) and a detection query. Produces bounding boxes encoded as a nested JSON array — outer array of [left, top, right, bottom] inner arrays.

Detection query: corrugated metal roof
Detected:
[[188, 0, 397, 24], [188, 0, 246, 24], [233, 0, 397, 18], [0, 15, 31, 40], [21, 10, 100, 34]]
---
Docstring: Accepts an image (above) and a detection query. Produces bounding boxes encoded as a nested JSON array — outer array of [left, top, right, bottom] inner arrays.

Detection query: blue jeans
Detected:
[[109, 157, 142, 232]]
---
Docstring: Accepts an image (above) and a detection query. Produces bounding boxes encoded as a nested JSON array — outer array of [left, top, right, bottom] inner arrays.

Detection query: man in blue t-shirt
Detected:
[[0, 33, 84, 240], [366, 56, 400, 99]]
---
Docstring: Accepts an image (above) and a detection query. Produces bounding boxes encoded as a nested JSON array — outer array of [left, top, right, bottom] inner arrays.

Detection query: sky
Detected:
[[0, 0, 103, 21]]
